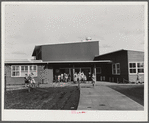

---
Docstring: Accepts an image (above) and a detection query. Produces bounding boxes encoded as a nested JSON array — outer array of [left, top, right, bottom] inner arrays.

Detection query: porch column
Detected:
[[94, 64, 96, 81], [73, 64, 75, 81]]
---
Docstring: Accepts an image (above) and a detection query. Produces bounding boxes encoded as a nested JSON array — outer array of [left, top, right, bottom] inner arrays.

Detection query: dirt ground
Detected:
[[107, 84, 144, 106], [4, 86, 80, 110]]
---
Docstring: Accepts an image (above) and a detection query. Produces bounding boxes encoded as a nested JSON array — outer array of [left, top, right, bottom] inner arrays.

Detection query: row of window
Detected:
[[129, 62, 144, 74], [10, 62, 144, 77], [112, 62, 144, 75], [11, 65, 37, 77]]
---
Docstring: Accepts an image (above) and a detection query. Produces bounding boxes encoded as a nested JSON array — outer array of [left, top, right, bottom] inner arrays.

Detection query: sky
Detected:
[[3, 2, 146, 60]]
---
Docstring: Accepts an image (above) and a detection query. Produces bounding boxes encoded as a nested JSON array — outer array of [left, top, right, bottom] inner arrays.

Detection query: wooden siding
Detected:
[[128, 50, 144, 82], [127, 50, 144, 62], [96, 63, 112, 81], [41, 41, 99, 61], [5, 65, 52, 85], [94, 50, 129, 83], [129, 74, 144, 83]]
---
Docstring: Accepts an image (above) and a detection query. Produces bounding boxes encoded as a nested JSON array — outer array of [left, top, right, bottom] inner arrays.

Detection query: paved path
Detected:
[[77, 83, 144, 110]]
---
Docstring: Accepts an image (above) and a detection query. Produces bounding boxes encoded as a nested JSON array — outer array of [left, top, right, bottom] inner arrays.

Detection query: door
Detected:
[[74, 68, 80, 74], [81, 68, 91, 81]]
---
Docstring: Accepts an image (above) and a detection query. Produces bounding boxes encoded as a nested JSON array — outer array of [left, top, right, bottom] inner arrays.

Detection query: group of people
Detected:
[[24, 73, 36, 88], [55, 73, 70, 82], [73, 72, 87, 83], [73, 72, 96, 86]]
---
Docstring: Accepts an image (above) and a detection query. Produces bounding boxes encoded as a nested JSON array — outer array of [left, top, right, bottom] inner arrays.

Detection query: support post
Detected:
[[73, 65, 75, 82], [5, 74, 6, 92], [94, 64, 96, 82]]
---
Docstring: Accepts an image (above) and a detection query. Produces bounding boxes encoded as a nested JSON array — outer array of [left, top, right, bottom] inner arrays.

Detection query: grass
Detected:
[[107, 84, 144, 106], [4, 86, 80, 110]]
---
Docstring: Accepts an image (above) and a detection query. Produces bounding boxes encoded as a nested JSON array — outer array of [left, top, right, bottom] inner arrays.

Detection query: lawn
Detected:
[[4, 86, 80, 110], [107, 84, 144, 106]]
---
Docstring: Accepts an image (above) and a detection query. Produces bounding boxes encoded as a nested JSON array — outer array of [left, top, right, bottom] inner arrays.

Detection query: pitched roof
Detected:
[[94, 49, 144, 58], [32, 40, 99, 56]]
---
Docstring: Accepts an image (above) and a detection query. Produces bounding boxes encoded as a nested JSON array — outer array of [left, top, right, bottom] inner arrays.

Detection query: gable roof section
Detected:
[[32, 46, 41, 56], [32, 40, 99, 57], [94, 49, 144, 58]]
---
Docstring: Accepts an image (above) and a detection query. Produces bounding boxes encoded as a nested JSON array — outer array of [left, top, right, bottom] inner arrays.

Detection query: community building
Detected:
[[94, 49, 144, 83], [5, 40, 144, 85]]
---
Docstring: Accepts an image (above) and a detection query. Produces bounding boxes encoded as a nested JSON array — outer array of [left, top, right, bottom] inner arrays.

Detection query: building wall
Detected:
[[5, 65, 24, 85], [41, 41, 99, 61], [94, 50, 129, 83], [127, 51, 144, 82], [96, 63, 112, 81], [5, 64, 53, 85]]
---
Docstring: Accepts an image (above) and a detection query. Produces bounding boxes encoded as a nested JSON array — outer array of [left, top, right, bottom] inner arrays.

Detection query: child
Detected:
[[83, 75, 87, 82], [74, 72, 77, 83], [65, 73, 68, 82], [88, 72, 91, 83], [58, 75, 61, 82], [29, 73, 36, 88], [24, 74, 29, 87], [81, 72, 84, 82], [136, 73, 141, 84], [92, 73, 96, 86], [60, 73, 64, 82]]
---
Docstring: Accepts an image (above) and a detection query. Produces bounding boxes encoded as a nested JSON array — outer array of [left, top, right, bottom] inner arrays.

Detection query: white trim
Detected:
[[129, 62, 144, 75], [47, 60, 112, 63], [5, 60, 112, 64], [112, 63, 120, 75], [11, 65, 21, 77], [36, 40, 99, 47], [11, 65, 38, 77]]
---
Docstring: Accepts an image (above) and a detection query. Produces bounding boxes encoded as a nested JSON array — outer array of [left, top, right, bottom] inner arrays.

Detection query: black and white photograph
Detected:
[[1, 1, 148, 121]]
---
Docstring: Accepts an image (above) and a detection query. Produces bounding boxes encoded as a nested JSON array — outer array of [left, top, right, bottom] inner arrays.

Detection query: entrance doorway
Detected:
[[81, 68, 91, 80], [74, 67, 91, 81], [54, 67, 91, 81]]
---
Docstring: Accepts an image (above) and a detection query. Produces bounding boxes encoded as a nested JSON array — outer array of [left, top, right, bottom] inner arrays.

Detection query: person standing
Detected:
[[24, 74, 29, 87], [136, 72, 141, 84], [77, 72, 81, 89], [29, 73, 36, 88], [92, 73, 96, 86], [58, 74, 61, 83], [65, 73, 68, 82], [60, 73, 64, 82], [74, 72, 77, 83], [88, 72, 91, 83], [81, 72, 84, 82]]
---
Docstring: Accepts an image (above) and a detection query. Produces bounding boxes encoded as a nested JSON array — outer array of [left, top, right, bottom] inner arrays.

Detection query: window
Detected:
[[29, 65, 37, 76], [21, 66, 29, 77], [96, 67, 101, 74], [11, 66, 20, 77], [11, 65, 37, 77], [137, 63, 144, 73], [129, 63, 136, 73], [112, 63, 120, 75], [129, 62, 144, 74]]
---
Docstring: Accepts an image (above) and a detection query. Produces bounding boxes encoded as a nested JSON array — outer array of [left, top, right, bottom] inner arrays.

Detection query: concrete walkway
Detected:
[[77, 83, 144, 110]]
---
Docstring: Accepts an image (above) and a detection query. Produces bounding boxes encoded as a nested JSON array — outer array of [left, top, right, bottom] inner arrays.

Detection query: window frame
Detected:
[[11, 65, 38, 77], [129, 62, 144, 74], [11, 65, 21, 77], [96, 67, 101, 74], [112, 63, 120, 75]]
